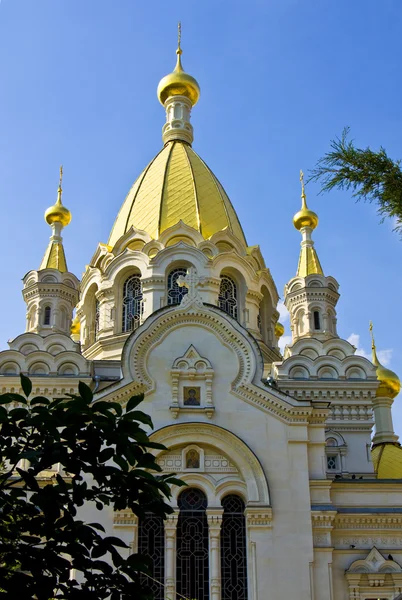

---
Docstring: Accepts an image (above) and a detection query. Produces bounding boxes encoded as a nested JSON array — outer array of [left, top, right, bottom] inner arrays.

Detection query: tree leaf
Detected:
[[126, 394, 144, 412], [78, 381, 93, 404], [20, 373, 32, 398]]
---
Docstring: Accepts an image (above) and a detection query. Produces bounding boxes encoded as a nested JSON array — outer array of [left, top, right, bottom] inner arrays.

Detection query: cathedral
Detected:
[[1, 32, 402, 600]]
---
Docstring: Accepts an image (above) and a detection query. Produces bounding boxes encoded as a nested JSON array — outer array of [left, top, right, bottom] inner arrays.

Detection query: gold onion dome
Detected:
[[370, 322, 401, 399], [44, 166, 71, 227], [108, 141, 246, 246], [157, 24, 200, 106], [293, 170, 319, 231], [275, 322, 285, 338]]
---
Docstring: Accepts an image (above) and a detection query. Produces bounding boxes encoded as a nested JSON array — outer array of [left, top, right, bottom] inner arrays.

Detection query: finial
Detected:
[[44, 165, 71, 227], [369, 320, 379, 365], [177, 21, 182, 55], [300, 169, 307, 209], [57, 165, 63, 205]]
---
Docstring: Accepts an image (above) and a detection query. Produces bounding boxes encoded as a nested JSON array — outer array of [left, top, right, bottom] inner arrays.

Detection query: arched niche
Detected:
[[150, 423, 270, 507]]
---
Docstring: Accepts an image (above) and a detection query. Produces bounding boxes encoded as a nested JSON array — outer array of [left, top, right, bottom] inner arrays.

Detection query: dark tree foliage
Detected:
[[309, 127, 402, 234], [0, 374, 184, 599]]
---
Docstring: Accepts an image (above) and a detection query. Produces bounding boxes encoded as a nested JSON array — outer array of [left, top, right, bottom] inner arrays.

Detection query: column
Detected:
[[207, 509, 223, 600], [164, 512, 178, 600]]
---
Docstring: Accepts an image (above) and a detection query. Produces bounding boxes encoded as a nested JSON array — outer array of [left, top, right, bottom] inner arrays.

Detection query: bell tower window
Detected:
[[313, 310, 321, 330], [43, 306, 51, 326], [218, 275, 238, 320], [167, 268, 189, 305], [122, 274, 143, 333]]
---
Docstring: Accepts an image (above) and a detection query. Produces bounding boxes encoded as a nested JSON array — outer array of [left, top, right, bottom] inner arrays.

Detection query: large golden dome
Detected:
[[108, 140, 247, 247]]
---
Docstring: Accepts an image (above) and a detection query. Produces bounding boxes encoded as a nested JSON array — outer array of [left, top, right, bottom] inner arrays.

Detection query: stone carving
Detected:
[[177, 267, 205, 309]]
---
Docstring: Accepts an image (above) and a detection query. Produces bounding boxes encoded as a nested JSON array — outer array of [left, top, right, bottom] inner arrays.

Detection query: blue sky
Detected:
[[0, 0, 401, 435]]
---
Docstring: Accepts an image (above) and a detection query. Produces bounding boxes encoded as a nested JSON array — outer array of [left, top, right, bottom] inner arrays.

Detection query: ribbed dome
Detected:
[[108, 141, 247, 247]]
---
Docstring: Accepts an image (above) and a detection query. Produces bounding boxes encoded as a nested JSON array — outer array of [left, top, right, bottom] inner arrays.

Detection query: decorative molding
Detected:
[[244, 506, 273, 528]]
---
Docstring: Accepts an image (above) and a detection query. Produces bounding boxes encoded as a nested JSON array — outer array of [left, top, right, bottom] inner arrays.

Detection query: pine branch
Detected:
[[308, 127, 402, 235]]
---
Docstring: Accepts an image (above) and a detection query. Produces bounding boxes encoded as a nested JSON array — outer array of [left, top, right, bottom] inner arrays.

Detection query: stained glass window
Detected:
[[177, 488, 209, 600], [167, 268, 188, 305], [122, 274, 143, 332], [138, 513, 165, 600], [221, 495, 248, 600], [218, 275, 238, 319]]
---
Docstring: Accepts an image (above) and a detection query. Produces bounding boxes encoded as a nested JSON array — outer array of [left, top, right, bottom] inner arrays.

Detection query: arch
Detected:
[[29, 362, 50, 375], [58, 363, 79, 376], [0, 361, 20, 375], [289, 365, 310, 379], [122, 273, 143, 333], [317, 365, 339, 379], [150, 423, 270, 505]]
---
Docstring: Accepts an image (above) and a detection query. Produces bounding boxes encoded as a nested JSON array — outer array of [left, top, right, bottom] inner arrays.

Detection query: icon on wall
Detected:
[[186, 449, 200, 469], [183, 386, 201, 406]]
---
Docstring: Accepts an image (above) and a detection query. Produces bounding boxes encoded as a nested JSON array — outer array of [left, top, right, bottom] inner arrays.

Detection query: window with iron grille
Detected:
[[218, 275, 238, 319], [327, 455, 338, 470], [167, 268, 188, 305], [221, 495, 248, 600], [176, 488, 209, 600], [138, 513, 165, 600], [122, 274, 143, 332]]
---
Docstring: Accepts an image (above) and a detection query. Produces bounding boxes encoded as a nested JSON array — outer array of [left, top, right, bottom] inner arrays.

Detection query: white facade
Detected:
[[1, 47, 402, 600]]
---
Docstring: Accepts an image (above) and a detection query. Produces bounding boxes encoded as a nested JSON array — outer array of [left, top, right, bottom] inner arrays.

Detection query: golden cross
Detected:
[[299, 169, 305, 198], [369, 320, 376, 349], [178, 21, 182, 51], [59, 165, 63, 189]]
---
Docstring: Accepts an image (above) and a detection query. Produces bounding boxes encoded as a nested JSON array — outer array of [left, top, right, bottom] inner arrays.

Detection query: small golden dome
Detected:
[[370, 321, 401, 399], [375, 363, 401, 399], [293, 207, 319, 231], [293, 169, 318, 231], [275, 322, 285, 338], [157, 33, 200, 106], [45, 201, 71, 227], [71, 314, 80, 336], [45, 166, 71, 227]]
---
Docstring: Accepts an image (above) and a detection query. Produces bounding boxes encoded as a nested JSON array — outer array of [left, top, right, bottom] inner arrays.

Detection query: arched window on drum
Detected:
[[167, 267, 189, 306], [218, 275, 238, 320], [122, 274, 144, 333]]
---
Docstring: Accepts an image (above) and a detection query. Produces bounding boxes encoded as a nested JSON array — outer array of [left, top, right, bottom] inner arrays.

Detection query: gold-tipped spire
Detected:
[[157, 22, 200, 106], [44, 165, 72, 227], [369, 321, 400, 398], [293, 170, 319, 231], [294, 169, 323, 277]]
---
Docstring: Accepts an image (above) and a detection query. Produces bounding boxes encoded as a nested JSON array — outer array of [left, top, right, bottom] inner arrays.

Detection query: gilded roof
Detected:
[[371, 443, 402, 479], [108, 141, 247, 247], [39, 240, 68, 273], [296, 246, 323, 277]]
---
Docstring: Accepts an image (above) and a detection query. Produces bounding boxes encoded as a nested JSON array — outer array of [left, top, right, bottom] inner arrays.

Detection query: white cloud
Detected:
[[278, 334, 292, 354], [347, 333, 392, 366], [277, 301, 289, 323]]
